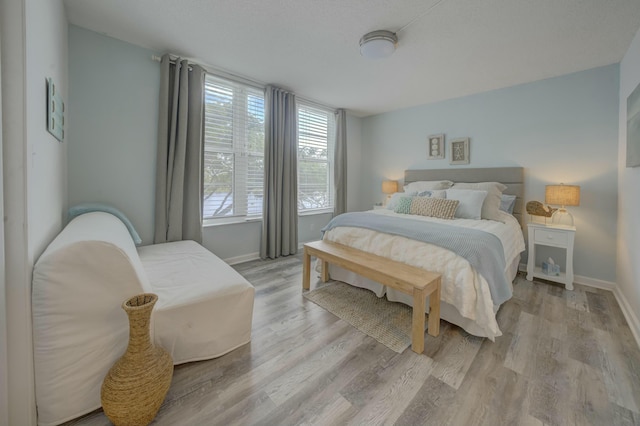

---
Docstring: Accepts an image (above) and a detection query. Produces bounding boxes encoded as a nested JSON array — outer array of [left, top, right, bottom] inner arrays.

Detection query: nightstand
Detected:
[[526, 223, 576, 290]]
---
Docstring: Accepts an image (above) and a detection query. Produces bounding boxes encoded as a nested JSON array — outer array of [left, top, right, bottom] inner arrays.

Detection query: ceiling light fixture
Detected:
[[359, 0, 448, 60], [359, 30, 398, 59]]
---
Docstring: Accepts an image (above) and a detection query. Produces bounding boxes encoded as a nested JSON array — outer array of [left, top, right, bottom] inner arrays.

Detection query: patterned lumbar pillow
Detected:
[[416, 189, 447, 198], [410, 196, 459, 219], [393, 197, 414, 215]]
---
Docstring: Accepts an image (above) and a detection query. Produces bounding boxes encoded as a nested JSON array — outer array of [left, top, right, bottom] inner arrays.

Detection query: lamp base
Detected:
[[551, 208, 574, 226]]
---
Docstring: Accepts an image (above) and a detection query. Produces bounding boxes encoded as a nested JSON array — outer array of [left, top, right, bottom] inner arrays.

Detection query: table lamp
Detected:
[[545, 183, 580, 226], [382, 180, 398, 205]]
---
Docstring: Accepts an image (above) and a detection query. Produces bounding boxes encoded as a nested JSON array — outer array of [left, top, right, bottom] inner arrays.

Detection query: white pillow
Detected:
[[446, 189, 487, 220], [386, 191, 417, 210], [404, 180, 454, 193], [416, 189, 447, 198], [451, 182, 507, 222]]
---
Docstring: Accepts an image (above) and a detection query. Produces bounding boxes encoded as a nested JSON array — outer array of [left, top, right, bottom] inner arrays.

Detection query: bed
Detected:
[[322, 167, 526, 340]]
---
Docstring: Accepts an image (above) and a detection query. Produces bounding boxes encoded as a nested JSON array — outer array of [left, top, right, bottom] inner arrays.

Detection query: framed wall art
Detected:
[[627, 80, 640, 167], [46, 77, 65, 142], [427, 134, 445, 159], [449, 137, 469, 165]]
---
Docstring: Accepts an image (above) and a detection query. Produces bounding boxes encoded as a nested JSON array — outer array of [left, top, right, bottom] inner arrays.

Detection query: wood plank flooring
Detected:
[[67, 254, 640, 426]]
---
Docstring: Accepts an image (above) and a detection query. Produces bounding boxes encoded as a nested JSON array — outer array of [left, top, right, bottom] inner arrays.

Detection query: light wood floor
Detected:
[[68, 254, 640, 426]]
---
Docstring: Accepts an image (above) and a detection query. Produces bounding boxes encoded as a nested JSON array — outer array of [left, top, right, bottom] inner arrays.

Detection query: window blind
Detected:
[[203, 74, 265, 220], [297, 103, 335, 212]]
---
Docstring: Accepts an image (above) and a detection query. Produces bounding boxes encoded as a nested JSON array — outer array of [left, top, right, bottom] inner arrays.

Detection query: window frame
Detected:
[[297, 102, 336, 215], [202, 74, 265, 225]]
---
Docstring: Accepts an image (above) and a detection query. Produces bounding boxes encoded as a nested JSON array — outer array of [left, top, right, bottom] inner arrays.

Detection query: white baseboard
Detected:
[[519, 264, 615, 290], [224, 243, 308, 265], [224, 252, 260, 265], [573, 275, 616, 291], [613, 286, 640, 350]]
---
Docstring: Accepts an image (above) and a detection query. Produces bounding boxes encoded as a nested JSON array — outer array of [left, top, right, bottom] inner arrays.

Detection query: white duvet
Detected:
[[322, 209, 525, 340]]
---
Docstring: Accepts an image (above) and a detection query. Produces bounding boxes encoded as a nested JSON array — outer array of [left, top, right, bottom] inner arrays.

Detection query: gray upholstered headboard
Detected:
[[404, 167, 525, 227]]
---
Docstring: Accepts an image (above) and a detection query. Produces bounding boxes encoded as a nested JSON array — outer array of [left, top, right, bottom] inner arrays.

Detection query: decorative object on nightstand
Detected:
[[545, 184, 580, 226], [382, 180, 398, 205], [526, 223, 576, 290], [525, 200, 557, 223]]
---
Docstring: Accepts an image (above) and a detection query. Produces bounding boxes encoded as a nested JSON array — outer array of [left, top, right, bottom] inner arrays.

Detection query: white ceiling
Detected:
[[64, 0, 640, 117]]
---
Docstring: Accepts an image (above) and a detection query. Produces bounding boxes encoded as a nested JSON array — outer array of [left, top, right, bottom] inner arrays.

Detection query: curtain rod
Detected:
[[151, 54, 339, 113]]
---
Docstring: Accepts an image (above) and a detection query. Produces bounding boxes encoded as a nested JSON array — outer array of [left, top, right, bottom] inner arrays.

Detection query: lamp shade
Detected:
[[545, 184, 580, 207], [382, 180, 398, 194]]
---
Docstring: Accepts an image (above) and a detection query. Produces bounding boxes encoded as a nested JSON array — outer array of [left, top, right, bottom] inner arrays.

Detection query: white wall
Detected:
[[26, 0, 68, 263], [1, 0, 68, 424], [618, 27, 640, 344], [361, 65, 619, 283], [0, 17, 8, 425], [69, 26, 363, 261]]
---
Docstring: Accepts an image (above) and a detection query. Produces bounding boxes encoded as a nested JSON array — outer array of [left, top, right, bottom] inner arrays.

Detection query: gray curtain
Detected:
[[334, 109, 348, 215], [260, 86, 298, 259], [154, 54, 205, 244]]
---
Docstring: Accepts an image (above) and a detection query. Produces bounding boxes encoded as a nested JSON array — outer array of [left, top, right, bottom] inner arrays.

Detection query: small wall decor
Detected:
[[427, 134, 445, 159], [449, 137, 469, 165], [627, 80, 640, 167], [46, 77, 65, 142]]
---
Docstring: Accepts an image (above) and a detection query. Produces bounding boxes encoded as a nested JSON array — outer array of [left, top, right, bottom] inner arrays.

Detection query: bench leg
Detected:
[[321, 260, 329, 282], [427, 279, 441, 337], [303, 248, 311, 290], [411, 287, 426, 354]]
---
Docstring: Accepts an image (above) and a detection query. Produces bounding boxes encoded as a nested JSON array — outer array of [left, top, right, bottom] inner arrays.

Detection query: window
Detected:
[[203, 74, 265, 221], [297, 103, 336, 213]]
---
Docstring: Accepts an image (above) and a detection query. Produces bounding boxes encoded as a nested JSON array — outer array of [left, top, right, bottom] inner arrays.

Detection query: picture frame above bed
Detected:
[[449, 138, 469, 165], [427, 134, 445, 160]]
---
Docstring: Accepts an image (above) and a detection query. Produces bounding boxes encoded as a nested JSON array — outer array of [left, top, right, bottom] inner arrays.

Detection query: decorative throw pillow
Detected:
[[445, 189, 487, 220], [386, 191, 417, 210], [451, 182, 507, 222], [500, 194, 517, 214], [409, 197, 459, 220], [403, 180, 454, 193], [417, 189, 447, 198], [393, 197, 414, 215]]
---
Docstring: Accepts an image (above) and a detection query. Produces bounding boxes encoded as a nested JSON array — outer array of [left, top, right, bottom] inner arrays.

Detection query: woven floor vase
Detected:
[[101, 293, 173, 426]]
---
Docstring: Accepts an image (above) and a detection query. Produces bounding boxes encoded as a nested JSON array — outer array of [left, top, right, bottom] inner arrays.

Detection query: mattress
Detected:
[[322, 209, 525, 340], [138, 240, 255, 364]]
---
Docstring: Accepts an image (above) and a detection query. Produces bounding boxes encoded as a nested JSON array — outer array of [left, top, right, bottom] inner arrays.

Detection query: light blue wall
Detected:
[[68, 25, 363, 261], [361, 65, 620, 283], [68, 25, 160, 244]]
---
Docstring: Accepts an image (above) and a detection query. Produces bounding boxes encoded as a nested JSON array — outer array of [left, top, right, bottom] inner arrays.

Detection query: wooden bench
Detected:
[[302, 240, 442, 354]]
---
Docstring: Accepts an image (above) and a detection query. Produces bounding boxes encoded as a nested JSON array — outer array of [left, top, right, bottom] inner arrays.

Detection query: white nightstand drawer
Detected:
[[534, 228, 568, 246]]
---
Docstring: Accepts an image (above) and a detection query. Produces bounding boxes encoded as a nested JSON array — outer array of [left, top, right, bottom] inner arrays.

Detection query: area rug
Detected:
[[303, 282, 428, 353]]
